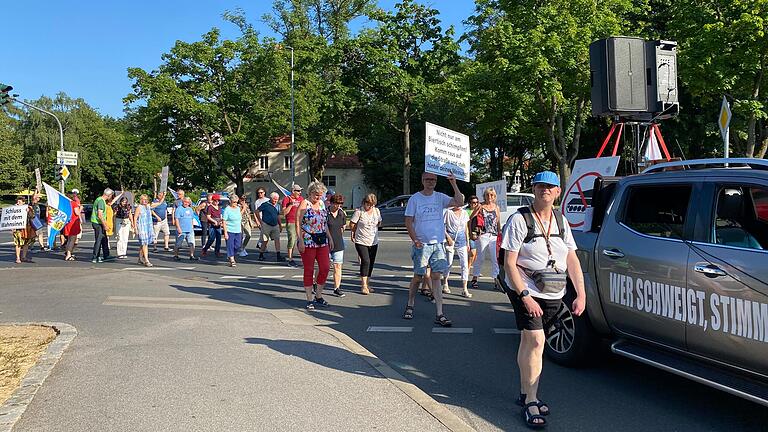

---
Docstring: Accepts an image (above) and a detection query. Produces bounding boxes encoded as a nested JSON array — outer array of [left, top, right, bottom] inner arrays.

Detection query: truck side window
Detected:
[[622, 185, 692, 239], [712, 186, 767, 250]]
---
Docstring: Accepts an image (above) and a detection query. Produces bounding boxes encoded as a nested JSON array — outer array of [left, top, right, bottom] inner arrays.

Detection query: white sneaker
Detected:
[[239, 250, 248, 257]]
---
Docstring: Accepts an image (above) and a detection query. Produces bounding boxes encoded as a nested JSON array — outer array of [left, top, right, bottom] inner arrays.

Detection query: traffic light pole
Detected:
[[12, 97, 66, 193]]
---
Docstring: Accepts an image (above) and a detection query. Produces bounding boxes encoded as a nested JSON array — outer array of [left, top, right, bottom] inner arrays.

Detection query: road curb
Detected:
[[316, 326, 477, 432], [0, 322, 77, 432]]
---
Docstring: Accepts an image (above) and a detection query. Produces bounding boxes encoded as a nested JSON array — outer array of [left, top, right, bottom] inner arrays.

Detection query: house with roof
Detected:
[[226, 135, 374, 209]]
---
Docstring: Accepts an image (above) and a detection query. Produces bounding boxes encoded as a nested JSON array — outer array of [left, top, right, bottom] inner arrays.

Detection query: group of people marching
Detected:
[[9, 169, 587, 429]]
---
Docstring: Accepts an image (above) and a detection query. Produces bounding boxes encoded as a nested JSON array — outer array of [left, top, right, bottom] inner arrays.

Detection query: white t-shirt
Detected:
[[500, 210, 577, 299], [253, 197, 269, 213], [444, 209, 469, 247], [405, 191, 452, 244], [351, 207, 382, 246]]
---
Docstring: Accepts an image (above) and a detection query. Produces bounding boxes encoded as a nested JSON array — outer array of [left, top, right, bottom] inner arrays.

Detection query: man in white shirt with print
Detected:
[[403, 171, 464, 327]]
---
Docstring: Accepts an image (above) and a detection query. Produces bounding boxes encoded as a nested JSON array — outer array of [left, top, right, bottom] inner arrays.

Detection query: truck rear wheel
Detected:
[[544, 289, 599, 367]]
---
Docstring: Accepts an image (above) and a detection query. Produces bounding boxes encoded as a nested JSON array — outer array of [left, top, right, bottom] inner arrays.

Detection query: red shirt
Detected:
[[281, 195, 304, 223]]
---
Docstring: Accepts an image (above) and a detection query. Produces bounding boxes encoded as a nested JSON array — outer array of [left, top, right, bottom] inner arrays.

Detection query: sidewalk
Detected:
[[3, 269, 449, 432]]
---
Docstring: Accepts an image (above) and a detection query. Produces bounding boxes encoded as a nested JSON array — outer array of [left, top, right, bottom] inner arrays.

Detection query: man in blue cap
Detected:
[[500, 170, 586, 428]]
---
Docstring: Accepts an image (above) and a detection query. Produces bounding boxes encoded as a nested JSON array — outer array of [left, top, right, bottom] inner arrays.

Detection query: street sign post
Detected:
[[718, 96, 732, 158], [56, 151, 78, 166]]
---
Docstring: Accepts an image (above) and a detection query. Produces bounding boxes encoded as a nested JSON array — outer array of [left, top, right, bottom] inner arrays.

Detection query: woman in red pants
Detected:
[[296, 180, 334, 310]]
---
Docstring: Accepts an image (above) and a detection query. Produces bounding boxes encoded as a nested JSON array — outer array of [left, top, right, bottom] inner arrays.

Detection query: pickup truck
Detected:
[[513, 158, 768, 406]]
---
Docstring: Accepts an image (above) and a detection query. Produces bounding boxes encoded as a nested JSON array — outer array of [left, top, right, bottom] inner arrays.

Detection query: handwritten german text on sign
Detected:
[[425, 122, 470, 182]]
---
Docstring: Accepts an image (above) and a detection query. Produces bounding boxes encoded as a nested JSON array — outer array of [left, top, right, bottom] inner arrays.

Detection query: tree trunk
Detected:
[[235, 178, 245, 196], [402, 107, 411, 195], [746, 64, 764, 157]]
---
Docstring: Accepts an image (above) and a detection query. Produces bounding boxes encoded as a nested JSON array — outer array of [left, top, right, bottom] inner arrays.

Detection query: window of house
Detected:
[[322, 175, 336, 187], [622, 185, 692, 239], [257, 156, 268, 170], [710, 185, 768, 250], [284, 156, 291, 170]]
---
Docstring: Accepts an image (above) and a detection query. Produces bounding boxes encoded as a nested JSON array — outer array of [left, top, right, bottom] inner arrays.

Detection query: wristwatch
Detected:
[[519, 289, 530, 298]]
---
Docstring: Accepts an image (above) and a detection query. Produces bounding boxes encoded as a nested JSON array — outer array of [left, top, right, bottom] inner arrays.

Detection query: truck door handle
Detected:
[[602, 249, 625, 259], [694, 264, 727, 277]]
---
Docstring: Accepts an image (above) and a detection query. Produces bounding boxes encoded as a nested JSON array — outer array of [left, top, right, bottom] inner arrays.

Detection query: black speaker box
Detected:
[[590, 37, 648, 116]]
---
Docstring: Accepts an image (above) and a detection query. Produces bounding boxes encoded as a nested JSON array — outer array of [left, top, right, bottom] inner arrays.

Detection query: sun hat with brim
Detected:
[[532, 171, 560, 186], [292, 184, 303, 191]]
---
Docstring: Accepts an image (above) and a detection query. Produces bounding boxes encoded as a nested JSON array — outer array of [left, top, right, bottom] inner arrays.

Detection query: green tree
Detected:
[[480, 0, 643, 188], [13, 93, 145, 198], [668, 0, 768, 157], [125, 24, 291, 195], [264, 0, 373, 180], [349, 0, 460, 194], [0, 108, 28, 193]]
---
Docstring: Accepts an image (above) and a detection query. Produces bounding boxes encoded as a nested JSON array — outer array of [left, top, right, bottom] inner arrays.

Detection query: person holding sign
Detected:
[[403, 172, 464, 327], [470, 188, 501, 289], [501, 171, 586, 429], [12, 196, 36, 264]]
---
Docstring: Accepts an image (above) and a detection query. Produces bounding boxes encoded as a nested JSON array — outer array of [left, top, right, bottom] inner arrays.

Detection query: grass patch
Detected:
[[0, 325, 57, 405]]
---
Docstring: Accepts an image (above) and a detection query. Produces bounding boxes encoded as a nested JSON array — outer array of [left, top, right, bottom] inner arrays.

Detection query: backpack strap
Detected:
[[552, 210, 565, 239], [518, 206, 538, 243]]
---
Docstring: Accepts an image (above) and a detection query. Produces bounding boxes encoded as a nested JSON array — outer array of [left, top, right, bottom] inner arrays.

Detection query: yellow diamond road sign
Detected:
[[61, 165, 70, 181], [719, 96, 731, 141]]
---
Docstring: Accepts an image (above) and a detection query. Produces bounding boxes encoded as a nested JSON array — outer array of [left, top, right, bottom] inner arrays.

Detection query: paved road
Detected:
[[2, 228, 766, 431]]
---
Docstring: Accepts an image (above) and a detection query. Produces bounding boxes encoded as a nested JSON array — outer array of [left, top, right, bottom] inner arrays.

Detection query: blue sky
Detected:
[[2, 1, 476, 119]]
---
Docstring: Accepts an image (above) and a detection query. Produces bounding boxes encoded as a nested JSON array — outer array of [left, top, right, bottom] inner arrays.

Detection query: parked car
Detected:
[[499, 158, 768, 406], [499, 192, 535, 225], [378, 195, 411, 228]]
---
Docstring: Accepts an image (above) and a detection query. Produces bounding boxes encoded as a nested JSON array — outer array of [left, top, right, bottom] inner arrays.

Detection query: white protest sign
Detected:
[[475, 180, 507, 213], [561, 157, 620, 230], [425, 122, 470, 182], [0, 205, 28, 231], [159, 166, 169, 192]]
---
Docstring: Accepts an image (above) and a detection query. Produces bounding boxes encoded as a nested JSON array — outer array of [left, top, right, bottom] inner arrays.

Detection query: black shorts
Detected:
[[510, 294, 563, 331]]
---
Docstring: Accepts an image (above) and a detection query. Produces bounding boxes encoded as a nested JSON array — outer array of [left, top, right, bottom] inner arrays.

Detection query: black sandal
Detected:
[[471, 279, 479, 289], [403, 305, 414, 320], [434, 314, 452, 327], [522, 401, 547, 429], [516, 393, 549, 416]]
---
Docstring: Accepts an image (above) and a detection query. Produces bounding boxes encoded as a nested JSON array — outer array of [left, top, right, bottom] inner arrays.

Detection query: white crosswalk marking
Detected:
[[492, 328, 521, 334], [221, 276, 248, 279], [366, 326, 414, 333], [432, 327, 473, 334]]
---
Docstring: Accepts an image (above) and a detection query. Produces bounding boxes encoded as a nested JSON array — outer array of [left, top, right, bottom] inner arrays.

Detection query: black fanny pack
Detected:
[[304, 230, 327, 246]]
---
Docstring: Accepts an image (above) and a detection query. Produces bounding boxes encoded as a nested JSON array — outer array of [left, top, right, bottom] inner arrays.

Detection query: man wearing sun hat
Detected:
[[281, 183, 304, 267]]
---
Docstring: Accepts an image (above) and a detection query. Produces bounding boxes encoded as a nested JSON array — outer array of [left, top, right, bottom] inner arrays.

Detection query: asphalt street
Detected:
[[1, 227, 767, 431]]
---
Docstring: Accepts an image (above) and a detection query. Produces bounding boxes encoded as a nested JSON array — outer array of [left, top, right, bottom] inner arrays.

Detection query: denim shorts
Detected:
[[411, 243, 448, 275], [330, 250, 344, 264], [175, 232, 195, 247]]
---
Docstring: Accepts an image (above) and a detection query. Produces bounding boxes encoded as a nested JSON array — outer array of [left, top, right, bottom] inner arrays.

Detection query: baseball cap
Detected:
[[292, 184, 303, 191], [532, 171, 560, 186], [211, 194, 221, 200], [71, 189, 80, 194]]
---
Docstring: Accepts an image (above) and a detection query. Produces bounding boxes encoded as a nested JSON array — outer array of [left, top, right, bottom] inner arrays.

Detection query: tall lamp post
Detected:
[[12, 96, 66, 193], [287, 45, 295, 187]]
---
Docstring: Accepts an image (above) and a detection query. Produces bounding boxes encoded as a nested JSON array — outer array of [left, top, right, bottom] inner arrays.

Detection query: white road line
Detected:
[[221, 276, 249, 279], [492, 328, 521, 335], [260, 275, 284, 279], [375, 275, 397, 278], [432, 327, 473, 334], [258, 266, 285, 270], [120, 266, 197, 271], [291, 275, 303, 278], [366, 326, 414, 333]]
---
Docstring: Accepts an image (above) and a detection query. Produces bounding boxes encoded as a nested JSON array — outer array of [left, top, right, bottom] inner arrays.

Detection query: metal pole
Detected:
[[289, 46, 295, 187], [12, 97, 66, 192]]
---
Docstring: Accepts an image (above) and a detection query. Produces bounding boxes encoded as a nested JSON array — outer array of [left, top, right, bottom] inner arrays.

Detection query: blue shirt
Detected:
[[175, 206, 195, 233], [258, 201, 280, 226], [222, 206, 242, 234], [152, 199, 168, 223]]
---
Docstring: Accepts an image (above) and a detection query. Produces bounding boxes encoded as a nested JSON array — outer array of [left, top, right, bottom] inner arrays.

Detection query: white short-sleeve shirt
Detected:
[[501, 210, 577, 299], [405, 191, 452, 244]]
